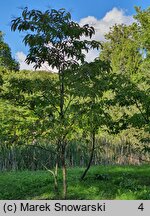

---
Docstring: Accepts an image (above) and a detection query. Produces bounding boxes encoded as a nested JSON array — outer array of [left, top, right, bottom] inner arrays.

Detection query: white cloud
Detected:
[[16, 8, 134, 69], [16, 52, 35, 71], [79, 7, 134, 61], [84, 49, 100, 62], [16, 51, 57, 72]]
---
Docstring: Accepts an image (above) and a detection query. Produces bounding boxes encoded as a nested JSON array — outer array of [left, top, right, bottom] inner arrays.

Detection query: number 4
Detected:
[[138, 203, 144, 211]]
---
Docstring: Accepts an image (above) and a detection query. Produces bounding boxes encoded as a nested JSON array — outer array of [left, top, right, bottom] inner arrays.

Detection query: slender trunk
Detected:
[[80, 130, 95, 181], [61, 144, 67, 199], [55, 160, 58, 179], [54, 157, 58, 193], [54, 142, 61, 193], [59, 68, 67, 199]]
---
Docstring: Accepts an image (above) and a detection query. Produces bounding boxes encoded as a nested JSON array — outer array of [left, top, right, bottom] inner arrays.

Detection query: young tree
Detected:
[[67, 59, 111, 180], [11, 7, 100, 198]]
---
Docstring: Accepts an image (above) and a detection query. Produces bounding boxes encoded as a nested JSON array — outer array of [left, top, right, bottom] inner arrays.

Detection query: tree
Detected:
[[134, 6, 150, 145], [11, 7, 100, 198], [99, 7, 150, 154], [67, 59, 111, 180], [99, 23, 142, 74], [0, 31, 19, 71], [134, 7, 150, 56]]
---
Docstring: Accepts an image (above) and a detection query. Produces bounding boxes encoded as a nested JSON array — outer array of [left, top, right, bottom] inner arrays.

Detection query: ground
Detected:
[[0, 165, 150, 200]]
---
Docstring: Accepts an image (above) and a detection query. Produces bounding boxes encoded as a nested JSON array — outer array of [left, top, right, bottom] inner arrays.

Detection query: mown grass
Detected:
[[0, 165, 150, 200]]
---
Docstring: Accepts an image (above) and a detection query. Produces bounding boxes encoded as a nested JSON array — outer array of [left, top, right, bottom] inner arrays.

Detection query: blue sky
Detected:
[[0, 0, 149, 70]]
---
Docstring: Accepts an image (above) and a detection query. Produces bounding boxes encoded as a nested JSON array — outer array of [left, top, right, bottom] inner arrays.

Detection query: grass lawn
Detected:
[[0, 165, 150, 200]]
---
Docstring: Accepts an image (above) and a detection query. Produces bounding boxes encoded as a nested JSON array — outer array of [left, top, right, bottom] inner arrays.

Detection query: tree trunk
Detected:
[[61, 144, 67, 199], [54, 143, 60, 193], [59, 68, 67, 198], [80, 130, 95, 181], [54, 160, 58, 193]]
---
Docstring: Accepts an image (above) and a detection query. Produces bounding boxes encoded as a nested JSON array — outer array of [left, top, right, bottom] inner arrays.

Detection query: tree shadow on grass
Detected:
[[74, 166, 150, 200]]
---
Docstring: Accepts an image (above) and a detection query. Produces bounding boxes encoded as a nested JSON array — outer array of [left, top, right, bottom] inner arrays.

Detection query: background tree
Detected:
[[0, 31, 19, 71], [99, 23, 142, 74], [99, 7, 150, 155]]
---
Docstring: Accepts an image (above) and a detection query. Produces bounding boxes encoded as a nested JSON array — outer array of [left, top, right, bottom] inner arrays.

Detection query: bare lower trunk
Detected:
[[59, 68, 67, 198], [62, 162, 67, 199], [80, 130, 95, 181], [54, 160, 58, 192], [61, 144, 67, 199], [54, 142, 60, 193]]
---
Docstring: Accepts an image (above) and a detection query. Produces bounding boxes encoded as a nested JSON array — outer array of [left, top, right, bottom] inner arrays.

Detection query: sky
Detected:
[[0, 0, 150, 70]]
